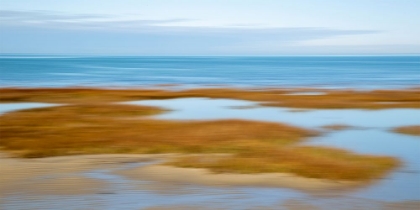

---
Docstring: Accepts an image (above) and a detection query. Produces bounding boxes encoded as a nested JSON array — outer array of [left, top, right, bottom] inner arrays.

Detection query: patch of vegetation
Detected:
[[392, 125, 420, 136], [0, 104, 314, 157], [170, 146, 399, 180], [0, 103, 400, 181], [321, 124, 352, 131], [1, 87, 419, 109]]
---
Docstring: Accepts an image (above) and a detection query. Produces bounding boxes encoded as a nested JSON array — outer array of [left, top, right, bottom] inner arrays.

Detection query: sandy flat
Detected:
[[2, 152, 418, 210], [116, 164, 359, 192], [0, 152, 361, 197], [0, 153, 171, 196]]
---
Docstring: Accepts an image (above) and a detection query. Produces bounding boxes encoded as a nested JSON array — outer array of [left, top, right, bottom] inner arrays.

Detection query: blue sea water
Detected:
[[0, 55, 419, 88]]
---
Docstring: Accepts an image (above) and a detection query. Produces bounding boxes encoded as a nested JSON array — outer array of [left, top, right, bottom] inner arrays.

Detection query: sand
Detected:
[[0, 153, 169, 196], [116, 164, 359, 192], [0, 152, 359, 197], [2, 152, 419, 210]]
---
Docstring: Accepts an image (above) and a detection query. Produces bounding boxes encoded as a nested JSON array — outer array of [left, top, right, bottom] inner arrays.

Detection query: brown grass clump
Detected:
[[0, 104, 315, 157], [0, 103, 400, 181], [392, 125, 420, 136], [171, 146, 399, 181], [0, 88, 179, 104], [321, 124, 351, 131], [1, 87, 419, 109]]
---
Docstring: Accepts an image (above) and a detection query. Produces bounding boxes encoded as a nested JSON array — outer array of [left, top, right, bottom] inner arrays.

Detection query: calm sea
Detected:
[[0, 55, 419, 89]]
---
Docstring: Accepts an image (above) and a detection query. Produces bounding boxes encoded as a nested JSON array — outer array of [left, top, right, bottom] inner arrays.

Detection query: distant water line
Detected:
[[1, 55, 419, 89]]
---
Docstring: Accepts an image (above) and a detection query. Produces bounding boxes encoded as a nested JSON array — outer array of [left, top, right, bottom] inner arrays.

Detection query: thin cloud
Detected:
[[0, 10, 381, 55], [0, 10, 109, 21], [0, 10, 193, 27]]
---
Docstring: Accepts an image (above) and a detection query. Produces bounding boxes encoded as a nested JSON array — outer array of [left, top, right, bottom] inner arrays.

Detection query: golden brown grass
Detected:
[[0, 104, 315, 157], [321, 124, 352, 131], [170, 146, 399, 180], [0, 103, 400, 181], [392, 125, 420, 136], [1, 87, 419, 109], [0, 88, 174, 103]]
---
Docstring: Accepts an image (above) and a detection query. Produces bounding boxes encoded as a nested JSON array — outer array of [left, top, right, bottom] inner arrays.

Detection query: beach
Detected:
[[0, 153, 356, 195], [1, 152, 419, 210]]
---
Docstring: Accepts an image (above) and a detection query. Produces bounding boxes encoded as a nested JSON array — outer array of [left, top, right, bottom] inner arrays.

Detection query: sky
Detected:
[[0, 0, 419, 55]]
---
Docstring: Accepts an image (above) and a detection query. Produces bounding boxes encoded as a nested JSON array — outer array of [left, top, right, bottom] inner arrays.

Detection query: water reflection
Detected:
[[0, 103, 58, 115], [125, 98, 420, 128], [126, 97, 420, 201]]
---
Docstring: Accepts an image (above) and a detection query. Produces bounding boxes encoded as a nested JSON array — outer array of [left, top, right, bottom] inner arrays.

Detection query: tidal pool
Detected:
[[0, 102, 58, 115], [126, 98, 420, 202], [125, 97, 420, 128]]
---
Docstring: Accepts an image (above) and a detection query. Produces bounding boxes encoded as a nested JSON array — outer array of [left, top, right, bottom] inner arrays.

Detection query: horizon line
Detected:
[[1, 53, 419, 57]]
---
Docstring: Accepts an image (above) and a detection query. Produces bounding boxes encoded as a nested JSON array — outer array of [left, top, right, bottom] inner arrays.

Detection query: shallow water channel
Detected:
[[126, 98, 420, 201], [1, 99, 419, 210]]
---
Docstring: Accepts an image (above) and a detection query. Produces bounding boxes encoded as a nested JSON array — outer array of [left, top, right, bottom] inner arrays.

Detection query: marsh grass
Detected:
[[0, 104, 314, 157], [392, 125, 420, 136], [0, 103, 400, 181], [1, 87, 419, 109], [321, 124, 352, 131], [170, 146, 399, 180]]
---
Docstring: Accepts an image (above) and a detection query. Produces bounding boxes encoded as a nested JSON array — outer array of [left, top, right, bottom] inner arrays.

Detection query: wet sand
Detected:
[[0, 153, 356, 196], [0, 153, 167, 196], [116, 164, 359, 192], [2, 153, 420, 210]]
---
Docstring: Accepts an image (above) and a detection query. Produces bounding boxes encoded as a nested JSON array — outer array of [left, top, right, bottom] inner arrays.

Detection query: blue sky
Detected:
[[1, 0, 419, 55]]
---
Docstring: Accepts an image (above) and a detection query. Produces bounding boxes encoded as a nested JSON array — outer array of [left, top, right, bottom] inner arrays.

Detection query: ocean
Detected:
[[0, 55, 419, 89]]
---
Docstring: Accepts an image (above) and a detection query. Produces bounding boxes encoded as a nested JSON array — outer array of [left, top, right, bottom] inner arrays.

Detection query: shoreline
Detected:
[[116, 163, 362, 192], [0, 86, 417, 199], [0, 153, 364, 195], [0, 153, 171, 196]]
